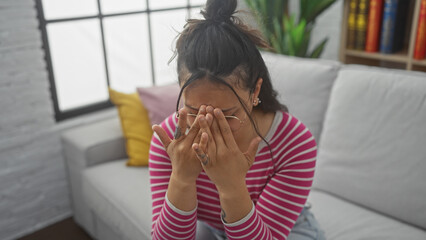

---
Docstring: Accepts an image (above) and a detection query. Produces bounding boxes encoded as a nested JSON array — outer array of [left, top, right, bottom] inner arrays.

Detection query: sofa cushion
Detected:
[[262, 51, 340, 143], [137, 83, 180, 125], [82, 160, 152, 240], [308, 190, 426, 240], [109, 88, 153, 166], [314, 65, 426, 230]]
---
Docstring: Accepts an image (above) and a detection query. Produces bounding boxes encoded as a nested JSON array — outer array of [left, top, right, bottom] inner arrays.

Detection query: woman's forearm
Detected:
[[167, 173, 198, 212], [218, 182, 253, 224]]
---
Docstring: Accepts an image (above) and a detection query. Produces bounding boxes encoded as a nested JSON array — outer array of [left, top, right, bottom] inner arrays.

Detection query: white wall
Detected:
[[288, 0, 344, 60], [0, 1, 117, 239], [308, 0, 343, 61]]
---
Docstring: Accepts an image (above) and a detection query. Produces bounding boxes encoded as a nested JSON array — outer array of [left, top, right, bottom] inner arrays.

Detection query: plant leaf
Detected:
[[291, 19, 306, 49], [301, 0, 337, 24], [246, 0, 334, 58], [298, 27, 312, 56], [309, 38, 328, 58], [270, 36, 282, 54]]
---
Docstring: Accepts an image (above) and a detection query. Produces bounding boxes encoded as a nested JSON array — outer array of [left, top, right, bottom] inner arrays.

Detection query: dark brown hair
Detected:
[[171, 0, 288, 150]]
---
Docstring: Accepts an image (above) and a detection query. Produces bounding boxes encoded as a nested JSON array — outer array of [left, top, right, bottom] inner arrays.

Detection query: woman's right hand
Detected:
[[152, 105, 210, 184]]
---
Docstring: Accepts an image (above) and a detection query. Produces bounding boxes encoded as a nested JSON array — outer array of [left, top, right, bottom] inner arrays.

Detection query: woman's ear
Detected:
[[253, 78, 263, 99]]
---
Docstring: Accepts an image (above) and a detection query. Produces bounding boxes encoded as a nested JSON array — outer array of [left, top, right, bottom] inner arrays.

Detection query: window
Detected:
[[35, 0, 204, 121]]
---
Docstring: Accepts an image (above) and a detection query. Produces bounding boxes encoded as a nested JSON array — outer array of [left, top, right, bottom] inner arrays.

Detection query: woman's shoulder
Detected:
[[278, 110, 310, 130], [157, 112, 178, 139], [267, 110, 317, 168], [272, 110, 316, 145]]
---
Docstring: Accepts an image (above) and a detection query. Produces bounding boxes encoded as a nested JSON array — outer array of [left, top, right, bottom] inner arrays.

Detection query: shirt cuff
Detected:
[[222, 201, 255, 227], [165, 190, 197, 216]]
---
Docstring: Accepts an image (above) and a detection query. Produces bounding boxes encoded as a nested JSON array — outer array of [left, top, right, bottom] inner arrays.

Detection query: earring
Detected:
[[253, 98, 261, 106]]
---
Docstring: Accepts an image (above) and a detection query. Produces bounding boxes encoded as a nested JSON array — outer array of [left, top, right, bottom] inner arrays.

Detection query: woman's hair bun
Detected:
[[201, 0, 237, 23]]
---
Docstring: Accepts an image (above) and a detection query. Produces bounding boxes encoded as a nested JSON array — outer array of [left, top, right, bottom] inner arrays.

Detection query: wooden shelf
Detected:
[[339, 0, 426, 73], [345, 49, 409, 63], [412, 59, 426, 67]]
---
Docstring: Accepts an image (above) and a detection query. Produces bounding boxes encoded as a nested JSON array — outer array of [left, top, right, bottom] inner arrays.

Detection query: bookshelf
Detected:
[[339, 0, 426, 73]]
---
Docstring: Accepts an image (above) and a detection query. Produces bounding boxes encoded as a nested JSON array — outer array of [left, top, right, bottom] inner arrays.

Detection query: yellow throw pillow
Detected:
[[108, 87, 153, 166]]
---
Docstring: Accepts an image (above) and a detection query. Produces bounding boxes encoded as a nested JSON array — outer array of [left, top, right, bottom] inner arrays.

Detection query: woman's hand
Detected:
[[152, 105, 210, 184], [192, 107, 261, 194]]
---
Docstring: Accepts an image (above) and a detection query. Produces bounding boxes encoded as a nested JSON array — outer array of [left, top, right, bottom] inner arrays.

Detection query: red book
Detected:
[[414, 0, 426, 60], [365, 0, 384, 52]]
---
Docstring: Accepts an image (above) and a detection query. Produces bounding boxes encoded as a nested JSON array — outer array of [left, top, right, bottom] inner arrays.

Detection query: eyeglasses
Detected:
[[184, 112, 246, 132]]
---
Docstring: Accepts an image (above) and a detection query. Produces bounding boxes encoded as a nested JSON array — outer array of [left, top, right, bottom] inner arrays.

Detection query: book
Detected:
[[347, 0, 360, 49], [414, 0, 426, 60], [355, 0, 370, 50], [365, 0, 384, 52], [380, 0, 398, 53], [379, 0, 410, 53]]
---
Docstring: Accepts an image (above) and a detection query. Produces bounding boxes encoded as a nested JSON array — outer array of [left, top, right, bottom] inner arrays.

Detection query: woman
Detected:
[[149, 0, 325, 239]]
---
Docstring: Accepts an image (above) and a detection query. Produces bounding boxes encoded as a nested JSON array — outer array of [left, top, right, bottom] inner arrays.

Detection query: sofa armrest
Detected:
[[61, 116, 127, 168], [61, 116, 127, 236]]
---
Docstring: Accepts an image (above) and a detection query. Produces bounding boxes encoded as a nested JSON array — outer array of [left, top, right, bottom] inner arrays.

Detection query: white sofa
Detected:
[[61, 52, 426, 240]]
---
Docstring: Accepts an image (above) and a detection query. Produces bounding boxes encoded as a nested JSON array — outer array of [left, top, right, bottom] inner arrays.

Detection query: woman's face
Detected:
[[181, 79, 252, 139]]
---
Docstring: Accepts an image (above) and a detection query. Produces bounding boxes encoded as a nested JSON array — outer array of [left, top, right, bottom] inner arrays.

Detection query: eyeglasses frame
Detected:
[[178, 112, 246, 131]]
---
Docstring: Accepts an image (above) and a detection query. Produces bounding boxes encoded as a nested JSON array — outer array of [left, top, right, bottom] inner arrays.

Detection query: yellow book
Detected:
[[348, 0, 360, 49], [355, 0, 369, 50]]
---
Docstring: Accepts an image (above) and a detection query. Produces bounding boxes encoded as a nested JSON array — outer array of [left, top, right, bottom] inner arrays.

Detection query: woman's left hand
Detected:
[[192, 107, 261, 194]]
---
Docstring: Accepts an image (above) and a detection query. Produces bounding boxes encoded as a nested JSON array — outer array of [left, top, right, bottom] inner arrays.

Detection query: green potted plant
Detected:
[[245, 0, 337, 58]]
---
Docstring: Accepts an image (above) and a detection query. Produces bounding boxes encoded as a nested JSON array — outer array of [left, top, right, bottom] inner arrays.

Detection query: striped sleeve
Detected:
[[149, 113, 198, 240], [222, 113, 317, 240]]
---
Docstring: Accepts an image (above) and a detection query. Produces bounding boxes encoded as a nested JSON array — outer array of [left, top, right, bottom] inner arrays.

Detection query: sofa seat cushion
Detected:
[[82, 160, 152, 240], [308, 190, 426, 240]]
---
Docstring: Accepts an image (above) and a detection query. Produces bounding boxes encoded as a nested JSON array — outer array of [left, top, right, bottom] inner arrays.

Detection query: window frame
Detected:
[[35, 0, 202, 121]]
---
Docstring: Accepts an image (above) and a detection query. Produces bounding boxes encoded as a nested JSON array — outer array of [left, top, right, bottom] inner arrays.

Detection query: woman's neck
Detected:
[[234, 109, 275, 152]]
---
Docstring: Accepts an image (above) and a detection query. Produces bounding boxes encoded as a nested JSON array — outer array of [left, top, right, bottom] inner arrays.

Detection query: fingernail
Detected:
[[206, 114, 212, 121]]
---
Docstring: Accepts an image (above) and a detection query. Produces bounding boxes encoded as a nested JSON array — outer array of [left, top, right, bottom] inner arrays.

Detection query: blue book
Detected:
[[379, 0, 410, 53], [380, 0, 398, 53]]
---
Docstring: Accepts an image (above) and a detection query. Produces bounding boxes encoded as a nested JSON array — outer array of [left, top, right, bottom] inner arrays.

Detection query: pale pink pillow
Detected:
[[136, 83, 181, 125]]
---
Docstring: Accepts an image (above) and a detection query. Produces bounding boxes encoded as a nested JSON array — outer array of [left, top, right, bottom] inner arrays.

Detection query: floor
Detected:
[[17, 217, 93, 240]]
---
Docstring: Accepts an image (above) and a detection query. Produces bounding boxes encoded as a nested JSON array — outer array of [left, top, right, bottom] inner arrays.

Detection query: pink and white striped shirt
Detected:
[[149, 110, 317, 240]]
